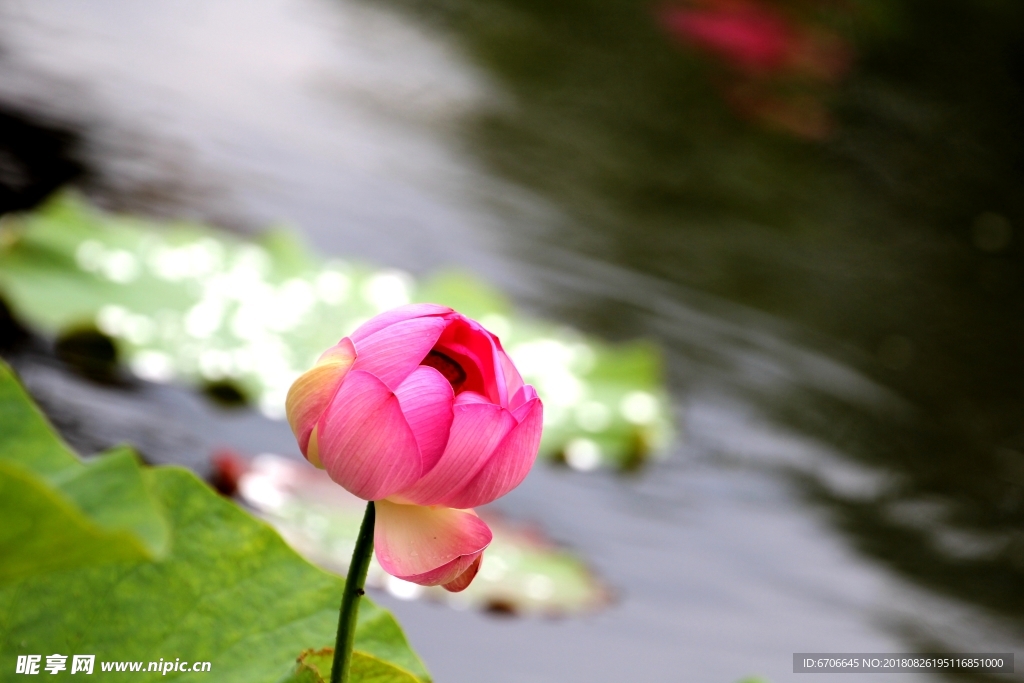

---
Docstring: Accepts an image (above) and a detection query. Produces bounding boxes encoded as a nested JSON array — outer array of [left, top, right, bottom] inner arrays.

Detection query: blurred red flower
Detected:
[[659, 0, 852, 138], [661, 0, 850, 81]]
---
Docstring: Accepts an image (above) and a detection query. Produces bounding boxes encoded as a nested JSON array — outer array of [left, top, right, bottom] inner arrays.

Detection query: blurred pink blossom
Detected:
[[660, 0, 852, 138], [663, 0, 795, 73]]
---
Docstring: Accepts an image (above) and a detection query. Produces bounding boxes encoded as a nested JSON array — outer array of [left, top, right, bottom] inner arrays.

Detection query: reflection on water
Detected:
[[2, 0, 1024, 680]]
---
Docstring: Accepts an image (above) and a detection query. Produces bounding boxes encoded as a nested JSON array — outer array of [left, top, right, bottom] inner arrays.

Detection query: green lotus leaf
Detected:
[[0, 360, 429, 682]]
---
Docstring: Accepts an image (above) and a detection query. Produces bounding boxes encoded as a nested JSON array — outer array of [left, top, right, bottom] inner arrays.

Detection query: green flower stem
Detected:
[[331, 500, 375, 683]]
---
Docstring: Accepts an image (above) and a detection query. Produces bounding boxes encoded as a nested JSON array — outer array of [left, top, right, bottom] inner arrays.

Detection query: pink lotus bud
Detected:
[[286, 304, 543, 591]]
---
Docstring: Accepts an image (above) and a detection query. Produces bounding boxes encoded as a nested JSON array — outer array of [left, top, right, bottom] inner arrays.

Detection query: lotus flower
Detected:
[[286, 304, 543, 592]]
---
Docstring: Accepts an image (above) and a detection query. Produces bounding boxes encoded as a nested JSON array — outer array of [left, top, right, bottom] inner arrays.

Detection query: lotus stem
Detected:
[[331, 500, 375, 683]]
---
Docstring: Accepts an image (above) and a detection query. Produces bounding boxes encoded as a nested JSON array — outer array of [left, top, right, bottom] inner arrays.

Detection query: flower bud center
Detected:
[[421, 350, 467, 393]]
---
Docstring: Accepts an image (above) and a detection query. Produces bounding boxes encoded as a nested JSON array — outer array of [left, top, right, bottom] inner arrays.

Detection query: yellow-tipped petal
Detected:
[[374, 500, 491, 586], [285, 338, 355, 455], [306, 425, 323, 468]]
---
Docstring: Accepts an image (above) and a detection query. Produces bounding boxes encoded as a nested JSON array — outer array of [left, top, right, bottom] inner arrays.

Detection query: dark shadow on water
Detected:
[[0, 106, 84, 214]]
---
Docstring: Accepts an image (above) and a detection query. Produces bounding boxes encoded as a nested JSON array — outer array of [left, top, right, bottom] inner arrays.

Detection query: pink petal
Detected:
[[374, 500, 491, 585], [397, 550, 484, 588], [306, 425, 322, 468], [351, 317, 446, 390], [285, 338, 356, 457], [509, 384, 538, 412], [498, 348, 525, 407], [350, 304, 452, 343], [454, 391, 490, 406], [395, 402, 517, 506], [442, 554, 483, 593], [394, 366, 454, 472], [316, 370, 422, 500], [442, 397, 543, 509], [317, 338, 358, 364]]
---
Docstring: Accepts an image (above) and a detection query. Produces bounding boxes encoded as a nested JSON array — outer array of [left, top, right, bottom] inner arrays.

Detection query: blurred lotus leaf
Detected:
[[0, 360, 430, 683], [0, 193, 673, 471]]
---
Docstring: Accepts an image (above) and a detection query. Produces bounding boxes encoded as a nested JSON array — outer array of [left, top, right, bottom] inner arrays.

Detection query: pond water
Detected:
[[2, 0, 1023, 682]]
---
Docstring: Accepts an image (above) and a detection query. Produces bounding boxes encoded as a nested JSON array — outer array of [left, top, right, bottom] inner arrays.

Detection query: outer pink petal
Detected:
[[317, 370, 422, 500], [442, 554, 483, 593], [351, 317, 446, 390], [395, 402, 517, 506], [477, 323, 509, 408], [317, 338, 359, 364], [394, 366, 454, 473], [374, 500, 491, 585], [509, 384, 538, 413], [498, 348, 525, 407], [399, 551, 484, 588], [350, 304, 452, 343], [441, 397, 543, 509], [285, 338, 356, 458]]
